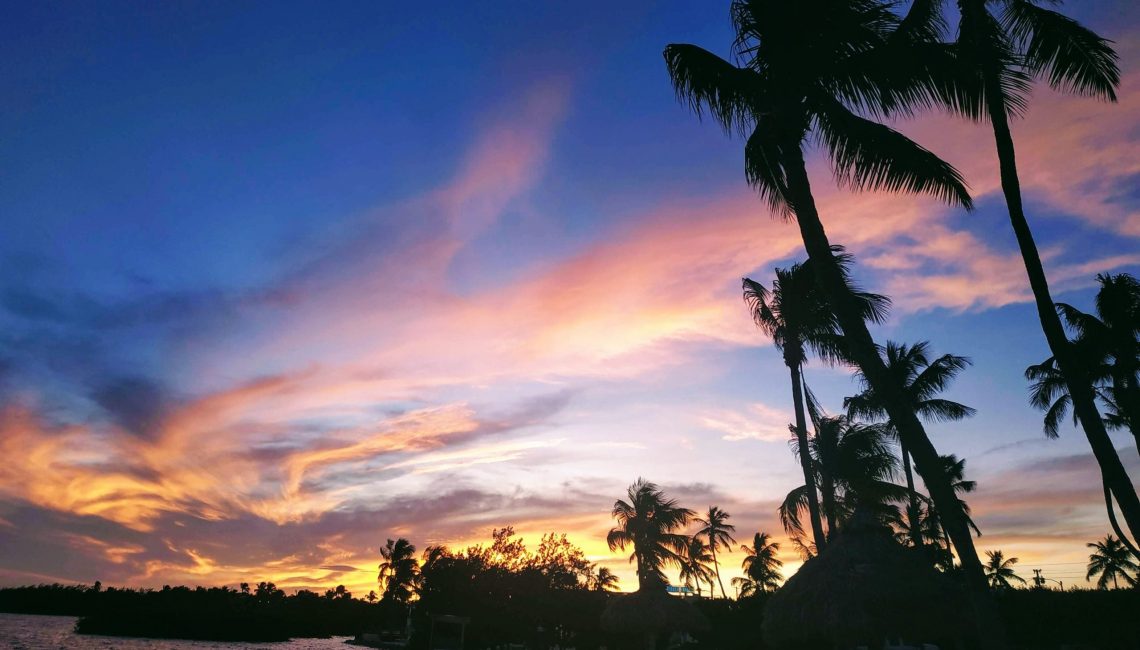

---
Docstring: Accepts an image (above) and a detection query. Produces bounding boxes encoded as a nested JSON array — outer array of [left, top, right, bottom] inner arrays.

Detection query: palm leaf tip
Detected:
[[814, 99, 974, 210], [1004, 0, 1120, 101]]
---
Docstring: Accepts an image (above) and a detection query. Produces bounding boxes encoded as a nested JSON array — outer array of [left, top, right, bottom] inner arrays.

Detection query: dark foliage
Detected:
[[0, 582, 372, 641]]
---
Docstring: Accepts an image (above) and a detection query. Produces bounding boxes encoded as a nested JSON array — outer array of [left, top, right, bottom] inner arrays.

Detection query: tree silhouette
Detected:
[[737, 532, 783, 594], [744, 254, 888, 550], [951, 0, 1140, 546], [845, 340, 976, 547], [378, 538, 419, 604], [985, 550, 1025, 591], [665, 0, 990, 591], [1052, 273, 1140, 449], [782, 391, 907, 540], [678, 536, 715, 598], [590, 566, 621, 593], [1086, 535, 1139, 590], [607, 478, 694, 591], [694, 506, 737, 598]]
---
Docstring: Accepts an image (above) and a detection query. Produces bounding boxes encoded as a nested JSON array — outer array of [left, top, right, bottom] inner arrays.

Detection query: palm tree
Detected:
[[666, 0, 990, 590], [984, 550, 1026, 590], [1054, 273, 1140, 449], [590, 565, 621, 593], [950, 0, 1140, 544], [378, 538, 419, 604], [607, 478, 695, 591], [845, 341, 976, 547], [744, 255, 888, 551], [782, 396, 908, 538], [1086, 535, 1139, 590], [739, 532, 783, 593], [678, 536, 715, 598], [694, 506, 737, 598], [366, 590, 378, 604]]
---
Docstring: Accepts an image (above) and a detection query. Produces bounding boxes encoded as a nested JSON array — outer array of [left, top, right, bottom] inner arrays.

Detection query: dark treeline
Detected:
[[0, 581, 371, 641]]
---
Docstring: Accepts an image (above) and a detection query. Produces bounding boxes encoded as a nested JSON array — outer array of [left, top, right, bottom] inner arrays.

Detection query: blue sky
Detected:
[[1, 0, 1138, 592]]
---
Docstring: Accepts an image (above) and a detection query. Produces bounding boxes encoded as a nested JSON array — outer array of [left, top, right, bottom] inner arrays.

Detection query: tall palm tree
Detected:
[[951, 0, 1140, 544], [739, 532, 783, 593], [666, 0, 991, 590], [744, 255, 889, 551], [378, 538, 419, 604], [695, 506, 737, 598], [678, 536, 715, 598], [984, 550, 1026, 590], [1086, 535, 1139, 590], [845, 341, 977, 547], [607, 478, 695, 591]]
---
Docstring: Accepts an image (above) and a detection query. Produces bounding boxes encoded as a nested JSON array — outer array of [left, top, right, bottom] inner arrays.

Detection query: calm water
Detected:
[[0, 613, 355, 649]]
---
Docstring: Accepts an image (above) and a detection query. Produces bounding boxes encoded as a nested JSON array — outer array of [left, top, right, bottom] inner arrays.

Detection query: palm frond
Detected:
[[1003, 0, 1119, 101], [744, 120, 795, 215], [663, 44, 762, 136], [812, 96, 973, 209]]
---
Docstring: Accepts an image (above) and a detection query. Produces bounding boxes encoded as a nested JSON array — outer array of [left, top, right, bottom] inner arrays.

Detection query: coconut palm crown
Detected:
[[607, 478, 695, 591], [984, 550, 1025, 590], [1086, 534, 1139, 590]]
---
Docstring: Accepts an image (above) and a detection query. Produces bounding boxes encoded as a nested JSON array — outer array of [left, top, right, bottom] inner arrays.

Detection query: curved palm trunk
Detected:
[[710, 545, 727, 598], [779, 142, 1006, 648], [900, 438, 923, 548], [790, 362, 828, 551], [985, 88, 1140, 545], [815, 401, 839, 537]]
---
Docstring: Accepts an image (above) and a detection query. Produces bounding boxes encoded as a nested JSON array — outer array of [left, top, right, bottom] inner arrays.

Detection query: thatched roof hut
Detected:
[[601, 588, 709, 649], [763, 519, 970, 649]]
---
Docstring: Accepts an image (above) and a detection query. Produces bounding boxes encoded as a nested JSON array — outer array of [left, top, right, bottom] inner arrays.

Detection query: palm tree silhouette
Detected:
[[678, 536, 715, 598], [737, 532, 783, 594], [744, 255, 888, 551], [378, 538, 419, 604], [607, 478, 695, 591], [782, 394, 906, 538], [984, 550, 1025, 591], [845, 341, 976, 547], [1086, 535, 1139, 590], [590, 566, 621, 593], [1054, 273, 1140, 450], [695, 506, 737, 598], [951, 0, 1140, 544], [666, 0, 990, 590]]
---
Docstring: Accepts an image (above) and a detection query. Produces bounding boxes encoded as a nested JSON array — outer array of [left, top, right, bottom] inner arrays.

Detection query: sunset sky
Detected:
[[2, 1, 1138, 596]]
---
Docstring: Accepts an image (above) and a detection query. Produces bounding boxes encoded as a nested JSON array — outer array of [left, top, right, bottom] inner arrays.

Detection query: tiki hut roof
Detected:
[[763, 518, 970, 648], [600, 587, 710, 636]]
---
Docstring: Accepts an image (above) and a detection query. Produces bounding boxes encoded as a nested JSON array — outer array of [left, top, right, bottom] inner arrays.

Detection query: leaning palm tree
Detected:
[[744, 255, 888, 551], [984, 550, 1025, 591], [740, 532, 783, 592], [1086, 535, 1139, 590], [607, 478, 695, 591], [950, 0, 1140, 544], [695, 506, 737, 598], [679, 536, 715, 598], [378, 538, 419, 604], [666, 0, 990, 589], [846, 341, 976, 547]]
